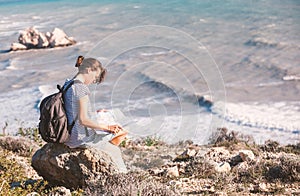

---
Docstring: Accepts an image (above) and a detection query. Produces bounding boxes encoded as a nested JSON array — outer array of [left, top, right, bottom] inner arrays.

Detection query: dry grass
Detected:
[[84, 172, 179, 195], [182, 157, 214, 179]]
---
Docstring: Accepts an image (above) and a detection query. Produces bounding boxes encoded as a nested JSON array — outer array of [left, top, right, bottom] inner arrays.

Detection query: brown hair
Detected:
[[75, 55, 84, 67], [75, 56, 106, 84]]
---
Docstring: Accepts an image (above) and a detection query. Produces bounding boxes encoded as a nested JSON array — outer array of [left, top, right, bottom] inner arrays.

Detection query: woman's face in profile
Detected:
[[92, 69, 102, 84], [85, 68, 101, 85]]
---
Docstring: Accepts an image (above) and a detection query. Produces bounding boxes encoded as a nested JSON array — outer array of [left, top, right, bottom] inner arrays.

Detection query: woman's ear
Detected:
[[86, 67, 92, 73]]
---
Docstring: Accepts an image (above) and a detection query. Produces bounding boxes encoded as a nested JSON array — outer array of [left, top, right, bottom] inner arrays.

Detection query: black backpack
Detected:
[[38, 81, 77, 143]]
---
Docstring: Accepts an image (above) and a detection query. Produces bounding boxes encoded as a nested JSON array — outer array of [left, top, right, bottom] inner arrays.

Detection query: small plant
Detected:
[[119, 137, 131, 148], [16, 126, 44, 146], [261, 140, 280, 152], [210, 127, 239, 147], [144, 136, 160, 147], [1, 122, 8, 136]]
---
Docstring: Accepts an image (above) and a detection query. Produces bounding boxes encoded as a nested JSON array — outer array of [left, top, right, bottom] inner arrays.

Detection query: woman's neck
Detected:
[[74, 73, 86, 84]]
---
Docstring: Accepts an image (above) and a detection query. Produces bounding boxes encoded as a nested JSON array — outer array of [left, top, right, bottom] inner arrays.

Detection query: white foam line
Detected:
[[212, 101, 300, 132], [283, 75, 300, 81], [140, 51, 172, 56]]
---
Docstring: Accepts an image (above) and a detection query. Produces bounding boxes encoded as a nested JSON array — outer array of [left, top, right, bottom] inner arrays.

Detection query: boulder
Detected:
[[38, 32, 49, 48], [18, 27, 42, 49], [10, 43, 27, 51], [198, 95, 213, 108], [31, 143, 120, 189], [49, 28, 76, 47], [10, 27, 75, 51]]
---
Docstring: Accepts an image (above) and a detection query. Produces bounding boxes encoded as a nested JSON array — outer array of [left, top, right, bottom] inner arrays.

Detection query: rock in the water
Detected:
[[18, 27, 42, 49], [38, 31, 49, 48], [31, 143, 120, 189], [197, 95, 213, 108], [49, 28, 76, 47], [10, 43, 27, 51], [10, 27, 75, 51]]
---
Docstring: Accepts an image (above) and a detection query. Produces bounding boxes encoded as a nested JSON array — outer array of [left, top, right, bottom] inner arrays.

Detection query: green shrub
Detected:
[[16, 126, 44, 147], [0, 149, 48, 195], [144, 136, 160, 147]]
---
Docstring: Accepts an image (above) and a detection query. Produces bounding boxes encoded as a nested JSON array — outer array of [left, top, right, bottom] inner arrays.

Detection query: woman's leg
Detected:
[[87, 134, 128, 173]]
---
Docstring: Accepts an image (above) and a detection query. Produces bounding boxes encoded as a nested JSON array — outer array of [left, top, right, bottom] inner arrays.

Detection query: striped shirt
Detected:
[[63, 79, 95, 148]]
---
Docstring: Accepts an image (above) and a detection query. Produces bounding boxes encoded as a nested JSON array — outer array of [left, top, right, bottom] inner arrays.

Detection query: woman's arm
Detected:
[[78, 95, 122, 134]]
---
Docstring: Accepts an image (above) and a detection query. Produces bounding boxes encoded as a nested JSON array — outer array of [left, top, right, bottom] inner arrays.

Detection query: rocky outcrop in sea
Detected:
[[10, 27, 76, 51]]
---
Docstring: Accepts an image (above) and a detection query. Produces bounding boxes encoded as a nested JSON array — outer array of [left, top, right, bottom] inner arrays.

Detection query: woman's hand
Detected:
[[107, 124, 123, 134]]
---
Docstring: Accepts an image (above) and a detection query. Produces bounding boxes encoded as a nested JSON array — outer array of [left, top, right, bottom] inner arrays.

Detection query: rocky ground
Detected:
[[0, 127, 299, 195]]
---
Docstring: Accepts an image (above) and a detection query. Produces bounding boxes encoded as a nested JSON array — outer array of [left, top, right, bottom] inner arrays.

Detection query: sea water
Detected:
[[0, 0, 299, 144]]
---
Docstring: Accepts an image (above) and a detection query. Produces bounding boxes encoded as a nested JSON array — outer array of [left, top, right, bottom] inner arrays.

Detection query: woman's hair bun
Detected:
[[75, 55, 84, 67]]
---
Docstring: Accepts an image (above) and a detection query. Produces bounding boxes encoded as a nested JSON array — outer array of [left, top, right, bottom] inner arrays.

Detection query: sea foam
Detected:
[[0, 86, 42, 134], [212, 101, 300, 133]]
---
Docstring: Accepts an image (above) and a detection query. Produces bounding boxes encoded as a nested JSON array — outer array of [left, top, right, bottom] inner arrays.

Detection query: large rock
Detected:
[[10, 43, 27, 51], [18, 27, 45, 49], [31, 143, 120, 189], [11, 27, 75, 51], [38, 31, 49, 48], [48, 28, 76, 47]]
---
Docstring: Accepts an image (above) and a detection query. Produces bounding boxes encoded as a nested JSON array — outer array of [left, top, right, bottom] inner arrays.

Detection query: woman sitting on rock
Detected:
[[63, 56, 127, 173]]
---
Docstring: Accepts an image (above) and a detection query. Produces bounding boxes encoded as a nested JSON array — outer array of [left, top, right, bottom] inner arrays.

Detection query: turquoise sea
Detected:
[[0, 0, 299, 144]]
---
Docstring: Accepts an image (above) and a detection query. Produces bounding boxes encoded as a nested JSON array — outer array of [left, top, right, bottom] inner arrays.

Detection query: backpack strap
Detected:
[[57, 79, 82, 94], [59, 80, 83, 132], [68, 115, 78, 132]]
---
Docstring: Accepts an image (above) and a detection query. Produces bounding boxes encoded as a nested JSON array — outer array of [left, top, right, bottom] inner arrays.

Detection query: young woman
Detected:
[[63, 56, 127, 173]]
